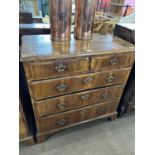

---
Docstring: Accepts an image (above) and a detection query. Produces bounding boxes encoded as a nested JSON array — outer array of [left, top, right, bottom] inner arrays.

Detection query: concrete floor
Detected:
[[20, 114, 135, 155]]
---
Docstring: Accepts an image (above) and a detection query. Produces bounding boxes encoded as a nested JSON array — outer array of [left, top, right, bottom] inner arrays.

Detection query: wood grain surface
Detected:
[[20, 34, 134, 62], [35, 85, 123, 117], [19, 101, 29, 139], [91, 53, 134, 71], [20, 33, 135, 143], [30, 68, 131, 100], [24, 57, 89, 80], [38, 100, 119, 133]]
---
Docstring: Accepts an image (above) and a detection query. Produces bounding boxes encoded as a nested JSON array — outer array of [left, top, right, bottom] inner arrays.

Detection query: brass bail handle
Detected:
[[97, 107, 107, 114], [81, 94, 90, 100], [57, 118, 67, 126], [55, 64, 67, 72], [106, 75, 115, 83], [57, 83, 68, 92], [101, 93, 110, 99], [110, 57, 119, 65], [83, 77, 93, 84], [57, 102, 66, 110]]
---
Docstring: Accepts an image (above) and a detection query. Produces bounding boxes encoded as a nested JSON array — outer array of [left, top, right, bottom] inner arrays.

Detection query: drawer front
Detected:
[[24, 57, 89, 80], [91, 53, 134, 71], [30, 68, 130, 100], [38, 100, 119, 133], [35, 85, 123, 117]]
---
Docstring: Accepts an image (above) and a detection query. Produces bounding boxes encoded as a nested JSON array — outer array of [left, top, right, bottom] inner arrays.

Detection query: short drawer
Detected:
[[35, 85, 123, 117], [30, 68, 130, 100], [91, 53, 134, 71], [38, 100, 119, 133], [24, 57, 89, 80]]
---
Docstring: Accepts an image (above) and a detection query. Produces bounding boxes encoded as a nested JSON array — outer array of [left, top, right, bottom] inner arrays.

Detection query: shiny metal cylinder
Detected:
[[74, 0, 96, 40], [48, 0, 72, 41]]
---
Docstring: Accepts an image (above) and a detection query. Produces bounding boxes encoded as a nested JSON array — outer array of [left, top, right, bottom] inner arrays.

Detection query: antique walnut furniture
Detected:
[[19, 100, 34, 145], [20, 33, 135, 143], [114, 23, 135, 116]]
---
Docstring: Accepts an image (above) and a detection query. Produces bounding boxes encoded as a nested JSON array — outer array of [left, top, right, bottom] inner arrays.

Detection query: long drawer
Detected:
[[30, 68, 130, 100], [38, 100, 119, 133], [24, 57, 89, 80], [35, 85, 123, 117], [91, 53, 134, 71]]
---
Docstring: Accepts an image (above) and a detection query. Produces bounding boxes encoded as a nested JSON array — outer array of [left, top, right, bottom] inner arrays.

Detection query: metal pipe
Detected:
[[74, 0, 96, 40], [48, 0, 72, 41]]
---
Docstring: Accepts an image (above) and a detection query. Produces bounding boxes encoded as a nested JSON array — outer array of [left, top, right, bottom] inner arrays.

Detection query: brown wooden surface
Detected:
[[19, 136, 35, 146], [91, 53, 134, 71], [30, 68, 131, 100], [19, 100, 35, 145], [20, 34, 134, 62], [20, 33, 135, 143], [38, 100, 119, 133], [19, 101, 29, 139], [24, 57, 89, 80], [35, 85, 123, 117], [19, 110, 28, 139], [36, 112, 117, 143]]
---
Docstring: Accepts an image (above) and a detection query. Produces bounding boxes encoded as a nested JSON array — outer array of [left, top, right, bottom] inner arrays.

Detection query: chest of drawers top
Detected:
[[20, 33, 134, 62]]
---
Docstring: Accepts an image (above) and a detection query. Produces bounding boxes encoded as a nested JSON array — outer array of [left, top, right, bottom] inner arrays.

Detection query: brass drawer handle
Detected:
[[101, 93, 110, 99], [110, 57, 119, 65], [57, 102, 66, 110], [83, 77, 93, 84], [81, 94, 90, 100], [97, 107, 107, 114], [106, 75, 115, 83], [55, 64, 67, 72], [57, 84, 67, 92], [57, 119, 67, 126]]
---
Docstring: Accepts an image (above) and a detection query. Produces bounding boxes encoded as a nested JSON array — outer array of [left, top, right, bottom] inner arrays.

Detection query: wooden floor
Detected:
[[20, 114, 135, 155]]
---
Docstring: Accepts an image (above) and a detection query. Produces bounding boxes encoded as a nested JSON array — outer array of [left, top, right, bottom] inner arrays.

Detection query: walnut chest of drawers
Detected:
[[20, 34, 135, 143]]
